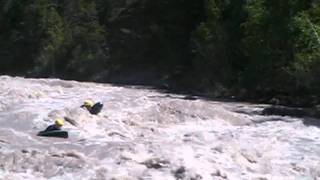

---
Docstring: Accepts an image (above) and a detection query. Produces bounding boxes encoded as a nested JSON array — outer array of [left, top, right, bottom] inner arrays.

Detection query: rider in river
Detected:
[[44, 118, 64, 132], [81, 99, 103, 115]]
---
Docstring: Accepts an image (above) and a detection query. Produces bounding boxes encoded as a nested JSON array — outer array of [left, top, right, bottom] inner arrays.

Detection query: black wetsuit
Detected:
[[44, 124, 61, 132], [90, 102, 103, 115]]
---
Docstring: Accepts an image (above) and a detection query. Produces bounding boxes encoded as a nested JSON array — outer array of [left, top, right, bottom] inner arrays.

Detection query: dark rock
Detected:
[[183, 95, 198, 100], [0, 139, 8, 144], [63, 152, 83, 159], [211, 169, 227, 179], [262, 105, 320, 124], [174, 166, 186, 179], [262, 106, 308, 117], [142, 158, 169, 169], [302, 118, 320, 128], [191, 174, 203, 180], [21, 149, 29, 154]]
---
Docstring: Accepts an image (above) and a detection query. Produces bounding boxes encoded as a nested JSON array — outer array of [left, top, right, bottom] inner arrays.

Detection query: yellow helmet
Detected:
[[83, 100, 94, 108], [55, 118, 64, 126]]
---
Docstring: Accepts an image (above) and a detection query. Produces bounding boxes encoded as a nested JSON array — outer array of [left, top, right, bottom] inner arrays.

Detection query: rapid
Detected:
[[0, 76, 319, 180]]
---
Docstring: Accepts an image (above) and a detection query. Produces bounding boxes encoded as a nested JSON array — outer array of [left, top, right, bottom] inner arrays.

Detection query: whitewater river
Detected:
[[0, 76, 319, 180]]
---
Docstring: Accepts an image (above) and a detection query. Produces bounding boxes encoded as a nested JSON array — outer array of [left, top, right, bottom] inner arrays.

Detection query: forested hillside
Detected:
[[1, 0, 319, 106]]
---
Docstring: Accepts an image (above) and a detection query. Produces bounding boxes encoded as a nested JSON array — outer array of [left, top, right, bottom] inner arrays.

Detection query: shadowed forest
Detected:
[[1, 0, 320, 106]]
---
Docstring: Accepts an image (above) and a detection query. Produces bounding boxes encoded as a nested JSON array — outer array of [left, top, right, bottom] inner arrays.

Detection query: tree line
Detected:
[[1, 0, 319, 106]]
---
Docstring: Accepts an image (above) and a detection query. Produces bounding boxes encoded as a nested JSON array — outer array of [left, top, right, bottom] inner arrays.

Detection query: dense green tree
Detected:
[[289, 4, 320, 94], [242, 0, 319, 97], [58, 0, 106, 79], [33, 0, 65, 76], [0, 0, 41, 73], [192, 0, 246, 91], [1, 0, 320, 105]]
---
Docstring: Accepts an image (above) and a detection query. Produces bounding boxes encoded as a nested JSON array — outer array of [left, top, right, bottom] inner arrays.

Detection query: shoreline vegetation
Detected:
[[1, 0, 319, 110]]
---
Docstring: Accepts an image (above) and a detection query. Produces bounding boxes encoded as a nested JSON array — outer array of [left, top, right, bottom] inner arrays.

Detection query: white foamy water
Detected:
[[0, 76, 319, 180]]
